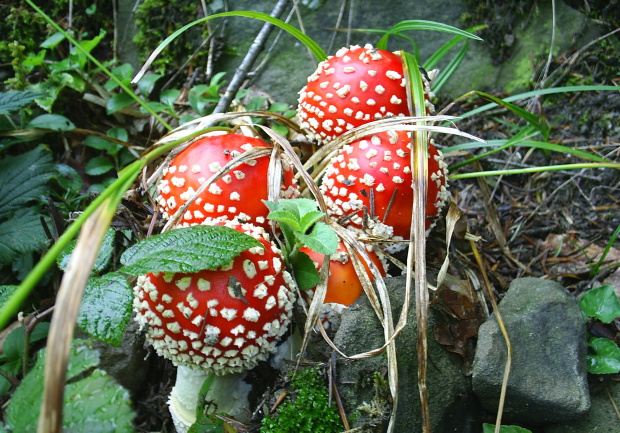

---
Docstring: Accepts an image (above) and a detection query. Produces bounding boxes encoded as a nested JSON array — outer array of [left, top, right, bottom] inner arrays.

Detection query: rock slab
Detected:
[[472, 277, 590, 424], [333, 275, 480, 432]]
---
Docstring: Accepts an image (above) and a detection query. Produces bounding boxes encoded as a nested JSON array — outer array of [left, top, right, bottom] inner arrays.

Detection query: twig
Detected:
[[212, 0, 289, 115]]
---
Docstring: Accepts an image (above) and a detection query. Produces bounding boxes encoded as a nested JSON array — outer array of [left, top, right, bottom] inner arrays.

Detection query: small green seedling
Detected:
[[265, 198, 338, 290]]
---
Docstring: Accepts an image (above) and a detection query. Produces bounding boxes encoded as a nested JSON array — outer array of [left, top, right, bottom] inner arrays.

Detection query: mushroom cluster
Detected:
[[320, 130, 448, 240], [156, 132, 298, 229], [297, 44, 434, 143]]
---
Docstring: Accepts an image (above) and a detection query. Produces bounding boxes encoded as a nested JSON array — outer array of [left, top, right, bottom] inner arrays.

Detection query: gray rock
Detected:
[[215, 0, 599, 105], [88, 318, 150, 396], [472, 277, 590, 424], [333, 275, 480, 432], [543, 378, 620, 433]]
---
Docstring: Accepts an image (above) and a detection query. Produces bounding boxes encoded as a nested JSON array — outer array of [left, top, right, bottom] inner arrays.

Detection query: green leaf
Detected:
[[84, 135, 122, 155], [58, 228, 115, 273], [297, 222, 338, 255], [120, 225, 262, 275], [0, 145, 54, 219], [54, 163, 83, 195], [0, 91, 41, 115], [579, 285, 620, 323], [78, 273, 132, 346], [482, 424, 532, 433], [290, 251, 320, 290], [266, 210, 301, 232], [160, 89, 181, 107], [0, 286, 18, 312], [85, 156, 115, 176], [5, 340, 135, 433], [106, 92, 135, 115], [104, 63, 134, 91], [40, 32, 66, 49], [299, 210, 326, 234], [587, 337, 620, 374], [0, 209, 51, 266], [27, 114, 75, 131], [137, 73, 163, 96], [2, 327, 25, 362], [269, 102, 290, 112]]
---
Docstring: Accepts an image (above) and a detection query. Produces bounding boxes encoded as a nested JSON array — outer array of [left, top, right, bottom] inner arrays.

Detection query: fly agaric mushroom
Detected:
[[297, 44, 434, 143], [156, 133, 298, 229], [133, 222, 297, 432], [299, 240, 386, 329], [320, 130, 448, 240]]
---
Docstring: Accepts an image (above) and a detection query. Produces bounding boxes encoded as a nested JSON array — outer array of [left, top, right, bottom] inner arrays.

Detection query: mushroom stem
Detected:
[[169, 366, 252, 433]]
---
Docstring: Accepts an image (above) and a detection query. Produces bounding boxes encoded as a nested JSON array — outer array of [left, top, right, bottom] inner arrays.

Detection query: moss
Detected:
[[260, 367, 341, 433], [0, 1, 113, 66], [460, 0, 539, 64], [133, 0, 218, 77]]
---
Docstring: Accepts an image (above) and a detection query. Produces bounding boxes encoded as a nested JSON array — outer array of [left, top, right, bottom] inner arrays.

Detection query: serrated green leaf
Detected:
[[64, 369, 135, 432], [279, 198, 320, 219], [587, 337, 620, 374], [78, 273, 132, 347], [266, 210, 301, 232], [297, 222, 338, 255], [579, 285, 620, 323], [299, 210, 325, 234], [27, 114, 75, 131], [137, 73, 163, 96], [0, 285, 18, 311], [106, 92, 134, 114], [0, 145, 54, 220], [0, 91, 41, 115], [0, 209, 51, 266], [6, 340, 134, 432], [58, 228, 115, 273], [120, 225, 262, 275], [482, 424, 532, 433], [85, 156, 115, 176], [290, 251, 320, 290]]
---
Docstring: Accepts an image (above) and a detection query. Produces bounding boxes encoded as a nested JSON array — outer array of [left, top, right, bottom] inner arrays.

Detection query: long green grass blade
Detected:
[[377, 20, 482, 50], [134, 10, 326, 84], [590, 224, 620, 276], [430, 40, 469, 93], [450, 162, 620, 179], [455, 86, 619, 120], [468, 91, 551, 140], [423, 25, 486, 70], [444, 138, 610, 163]]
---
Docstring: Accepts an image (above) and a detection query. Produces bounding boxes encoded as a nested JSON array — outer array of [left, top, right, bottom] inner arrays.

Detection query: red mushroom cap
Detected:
[[156, 133, 298, 229], [320, 130, 448, 239], [297, 44, 434, 143], [300, 241, 386, 306], [133, 223, 297, 374]]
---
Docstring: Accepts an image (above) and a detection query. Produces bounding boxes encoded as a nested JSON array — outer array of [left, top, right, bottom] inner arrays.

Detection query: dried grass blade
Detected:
[[37, 200, 117, 433], [402, 50, 431, 433], [469, 238, 511, 433], [436, 203, 463, 287]]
